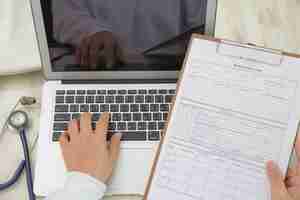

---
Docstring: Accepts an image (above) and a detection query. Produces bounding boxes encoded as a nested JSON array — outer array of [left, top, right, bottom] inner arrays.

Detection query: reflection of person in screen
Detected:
[[52, 0, 207, 68]]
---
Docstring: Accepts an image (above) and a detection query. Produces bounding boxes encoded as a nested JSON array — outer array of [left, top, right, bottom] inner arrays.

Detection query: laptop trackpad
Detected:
[[106, 148, 157, 195]]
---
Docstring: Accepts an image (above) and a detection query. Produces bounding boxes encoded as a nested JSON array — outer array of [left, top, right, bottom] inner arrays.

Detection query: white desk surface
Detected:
[[0, 1, 299, 199]]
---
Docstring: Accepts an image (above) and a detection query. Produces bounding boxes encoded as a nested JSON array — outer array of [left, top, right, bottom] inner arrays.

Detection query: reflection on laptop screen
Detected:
[[42, 0, 208, 72]]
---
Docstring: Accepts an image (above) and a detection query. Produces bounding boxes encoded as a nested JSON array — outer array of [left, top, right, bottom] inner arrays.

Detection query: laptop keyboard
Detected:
[[52, 89, 175, 142]]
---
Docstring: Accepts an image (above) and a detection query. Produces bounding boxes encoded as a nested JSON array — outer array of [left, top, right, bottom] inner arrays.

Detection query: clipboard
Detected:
[[143, 34, 300, 200]]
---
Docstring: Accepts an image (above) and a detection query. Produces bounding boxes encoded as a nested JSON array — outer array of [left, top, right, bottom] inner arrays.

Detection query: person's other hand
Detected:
[[59, 112, 122, 183], [76, 31, 122, 69], [266, 134, 300, 200]]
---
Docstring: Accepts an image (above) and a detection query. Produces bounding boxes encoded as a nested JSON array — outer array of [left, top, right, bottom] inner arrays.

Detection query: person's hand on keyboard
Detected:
[[59, 112, 122, 183], [266, 134, 300, 200]]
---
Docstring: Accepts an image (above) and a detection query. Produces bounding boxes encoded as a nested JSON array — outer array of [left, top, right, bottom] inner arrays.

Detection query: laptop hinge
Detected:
[[61, 79, 177, 84]]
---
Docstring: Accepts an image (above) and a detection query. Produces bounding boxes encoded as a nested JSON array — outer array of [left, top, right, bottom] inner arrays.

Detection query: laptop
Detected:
[[30, 0, 218, 196]]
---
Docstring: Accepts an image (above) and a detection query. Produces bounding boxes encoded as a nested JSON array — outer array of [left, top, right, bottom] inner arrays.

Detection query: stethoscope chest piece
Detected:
[[8, 110, 28, 130]]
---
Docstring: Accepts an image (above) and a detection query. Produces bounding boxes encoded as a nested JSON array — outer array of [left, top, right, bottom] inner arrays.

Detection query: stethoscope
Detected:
[[0, 98, 36, 200]]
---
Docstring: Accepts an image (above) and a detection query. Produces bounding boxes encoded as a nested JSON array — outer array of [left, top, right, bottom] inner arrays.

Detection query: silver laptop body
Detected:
[[29, 0, 217, 196]]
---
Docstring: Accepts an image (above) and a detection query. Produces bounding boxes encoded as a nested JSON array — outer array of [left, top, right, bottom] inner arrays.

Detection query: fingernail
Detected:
[[267, 161, 279, 172], [104, 112, 110, 118], [267, 161, 273, 168], [115, 132, 122, 138]]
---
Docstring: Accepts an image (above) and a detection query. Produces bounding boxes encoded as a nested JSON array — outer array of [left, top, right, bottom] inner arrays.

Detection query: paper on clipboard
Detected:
[[144, 34, 300, 200]]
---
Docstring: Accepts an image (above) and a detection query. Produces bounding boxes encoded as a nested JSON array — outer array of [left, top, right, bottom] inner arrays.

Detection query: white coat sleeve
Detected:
[[45, 172, 107, 200]]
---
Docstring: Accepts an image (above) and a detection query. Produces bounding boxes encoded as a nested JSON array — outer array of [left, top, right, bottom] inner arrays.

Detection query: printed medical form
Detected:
[[146, 36, 300, 200]]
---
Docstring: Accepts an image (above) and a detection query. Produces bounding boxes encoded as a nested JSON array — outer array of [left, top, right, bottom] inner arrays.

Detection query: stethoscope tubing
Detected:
[[0, 160, 25, 190], [20, 128, 36, 200], [0, 129, 35, 200], [0, 103, 37, 199]]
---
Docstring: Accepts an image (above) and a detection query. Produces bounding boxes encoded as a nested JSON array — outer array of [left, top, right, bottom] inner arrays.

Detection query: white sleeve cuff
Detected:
[[64, 171, 107, 200]]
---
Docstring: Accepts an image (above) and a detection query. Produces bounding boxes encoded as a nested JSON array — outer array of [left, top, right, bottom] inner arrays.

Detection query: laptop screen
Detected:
[[42, 0, 208, 72]]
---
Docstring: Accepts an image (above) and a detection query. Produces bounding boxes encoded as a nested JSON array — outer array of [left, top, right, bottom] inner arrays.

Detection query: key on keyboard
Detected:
[[66, 96, 75, 103]]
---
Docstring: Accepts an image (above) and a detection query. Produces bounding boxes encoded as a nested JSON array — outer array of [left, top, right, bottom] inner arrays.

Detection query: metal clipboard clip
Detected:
[[216, 40, 284, 66]]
